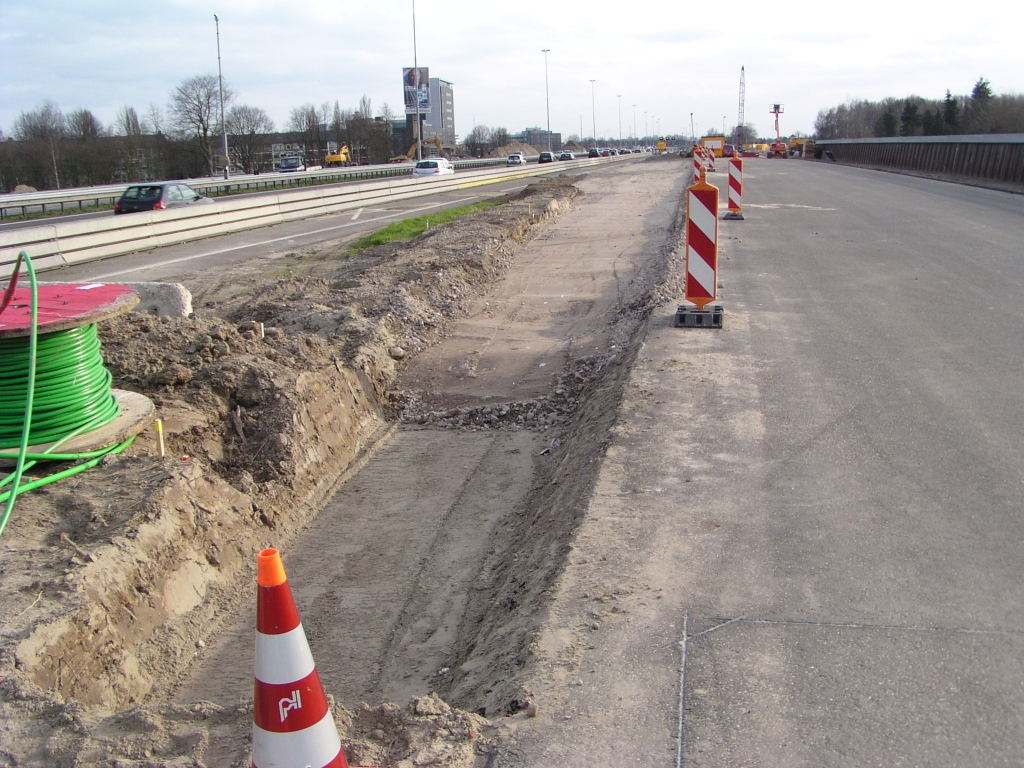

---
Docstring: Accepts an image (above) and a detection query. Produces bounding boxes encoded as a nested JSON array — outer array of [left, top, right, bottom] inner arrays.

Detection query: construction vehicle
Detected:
[[788, 137, 814, 158], [700, 135, 726, 158], [767, 104, 787, 158], [391, 135, 443, 163], [324, 145, 352, 167]]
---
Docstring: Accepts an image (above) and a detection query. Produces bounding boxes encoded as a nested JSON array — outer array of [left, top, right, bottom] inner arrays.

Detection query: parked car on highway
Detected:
[[538, 151, 555, 163], [507, 153, 527, 166], [559, 151, 575, 161], [113, 183, 215, 214], [412, 157, 455, 178]]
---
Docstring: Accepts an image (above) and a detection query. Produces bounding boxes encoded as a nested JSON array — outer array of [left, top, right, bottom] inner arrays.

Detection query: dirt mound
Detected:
[[490, 142, 539, 158], [0, 177, 582, 766]]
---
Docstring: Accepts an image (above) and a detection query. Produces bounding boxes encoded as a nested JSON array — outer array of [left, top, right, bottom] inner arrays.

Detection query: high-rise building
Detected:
[[423, 78, 455, 151]]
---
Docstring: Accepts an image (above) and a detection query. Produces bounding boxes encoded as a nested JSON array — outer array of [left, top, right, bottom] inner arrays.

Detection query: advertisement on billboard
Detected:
[[403, 67, 431, 115]]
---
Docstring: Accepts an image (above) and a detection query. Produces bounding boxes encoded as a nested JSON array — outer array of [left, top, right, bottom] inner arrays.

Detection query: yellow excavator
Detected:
[[391, 135, 443, 163], [324, 145, 352, 167]]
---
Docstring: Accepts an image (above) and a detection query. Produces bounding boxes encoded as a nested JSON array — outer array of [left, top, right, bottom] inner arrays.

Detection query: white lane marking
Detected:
[[351, 208, 363, 221], [86, 196, 485, 280]]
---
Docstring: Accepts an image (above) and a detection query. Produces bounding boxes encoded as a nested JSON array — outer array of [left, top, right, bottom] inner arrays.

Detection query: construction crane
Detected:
[[737, 66, 745, 151]]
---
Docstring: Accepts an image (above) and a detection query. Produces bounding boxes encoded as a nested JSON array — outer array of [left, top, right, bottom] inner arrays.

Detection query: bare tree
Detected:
[[288, 103, 329, 165], [358, 95, 373, 120], [117, 106, 144, 137], [491, 127, 510, 150], [169, 74, 234, 175], [146, 103, 165, 135], [13, 101, 66, 188], [227, 104, 274, 173], [114, 106, 151, 182], [463, 124, 491, 157], [66, 109, 105, 142]]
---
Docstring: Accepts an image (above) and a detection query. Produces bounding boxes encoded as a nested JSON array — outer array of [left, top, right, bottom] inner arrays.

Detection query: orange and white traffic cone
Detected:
[[252, 548, 349, 768]]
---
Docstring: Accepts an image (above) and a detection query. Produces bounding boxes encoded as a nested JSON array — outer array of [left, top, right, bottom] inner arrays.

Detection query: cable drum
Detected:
[[0, 324, 121, 449], [1, 266, 156, 538]]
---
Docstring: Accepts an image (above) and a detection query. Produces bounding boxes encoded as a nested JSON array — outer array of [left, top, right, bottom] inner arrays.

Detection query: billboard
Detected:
[[403, 67, 431, 115]]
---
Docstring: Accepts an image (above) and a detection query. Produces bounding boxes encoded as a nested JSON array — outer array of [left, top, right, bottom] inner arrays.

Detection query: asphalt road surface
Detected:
[[23, 174, 537, 283], [510, 161, 1024, 766]]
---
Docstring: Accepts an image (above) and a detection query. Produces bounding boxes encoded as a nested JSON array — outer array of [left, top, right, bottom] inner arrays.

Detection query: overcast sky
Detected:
[[2, 0, 1020, 142]]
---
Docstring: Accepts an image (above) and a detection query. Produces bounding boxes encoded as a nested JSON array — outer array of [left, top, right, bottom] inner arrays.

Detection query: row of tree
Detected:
[[814, 78, 1024, 139], [0, 74, 400, 192]]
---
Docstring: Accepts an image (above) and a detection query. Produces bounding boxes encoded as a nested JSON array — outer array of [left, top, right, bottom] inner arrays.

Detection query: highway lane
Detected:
[[35, 173, 542, 284], [512, 159, 1024, 766]]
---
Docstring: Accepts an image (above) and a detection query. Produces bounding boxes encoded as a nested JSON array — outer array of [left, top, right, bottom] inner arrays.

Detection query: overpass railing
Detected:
[[813, 134, 1024, 189]]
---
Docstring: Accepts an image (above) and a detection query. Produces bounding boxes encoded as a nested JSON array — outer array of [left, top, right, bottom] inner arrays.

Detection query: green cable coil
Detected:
[[0, 323, 121, 449]]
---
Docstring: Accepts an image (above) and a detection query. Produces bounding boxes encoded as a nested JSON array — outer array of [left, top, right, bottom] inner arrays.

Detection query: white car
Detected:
[[412, 158, 455, 178], [507, 153, 527, 166]]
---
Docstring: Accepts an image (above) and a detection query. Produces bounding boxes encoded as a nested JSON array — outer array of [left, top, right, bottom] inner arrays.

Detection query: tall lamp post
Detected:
[[214, 14, 229, 180], [589, 80, 596, 147], [542, 49, 551, 151], [723, 115, 727, 137], [412, 1, 423, 161], [690, 112, 694, 143], [632, 104, 636, 145], [644, 111, 647, 141], [617, 95, 622, 147]]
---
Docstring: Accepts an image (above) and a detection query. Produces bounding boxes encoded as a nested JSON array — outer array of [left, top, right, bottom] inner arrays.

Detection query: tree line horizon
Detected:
[[814, 78, 1024, 140]]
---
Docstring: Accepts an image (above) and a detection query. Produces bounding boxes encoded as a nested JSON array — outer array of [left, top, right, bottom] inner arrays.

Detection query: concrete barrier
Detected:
[[1, 155, 630, 273], [812, 134, 1024, 191]]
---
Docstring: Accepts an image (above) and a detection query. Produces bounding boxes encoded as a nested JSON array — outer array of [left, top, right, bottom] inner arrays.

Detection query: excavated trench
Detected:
[[0, 160, 690, 765]]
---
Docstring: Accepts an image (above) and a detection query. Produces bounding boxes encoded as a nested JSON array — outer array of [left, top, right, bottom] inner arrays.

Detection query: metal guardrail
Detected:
[[813, 134, 1024, 187], [0, 158, 510, 220], [0, 154, 636, 273]]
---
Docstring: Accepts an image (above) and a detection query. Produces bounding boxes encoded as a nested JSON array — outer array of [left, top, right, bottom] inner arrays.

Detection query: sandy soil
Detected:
[[0, 159, 690, 766]]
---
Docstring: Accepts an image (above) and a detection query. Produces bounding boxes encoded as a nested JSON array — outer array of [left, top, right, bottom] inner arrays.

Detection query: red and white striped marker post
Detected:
[[724, 157, 744, 220], [707, 147, 717, 173], [684, 175, 720, 310], [693, 147, 703, 182], [252, 548, 349, 768]]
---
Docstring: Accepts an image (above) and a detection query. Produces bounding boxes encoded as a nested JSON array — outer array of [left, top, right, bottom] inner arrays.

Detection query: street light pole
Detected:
[[617, 95, 622, 147], [723, 115, 726, 137], [690, 112, 694, 143], [214, 14, 229, 180], [542, 49, 551, 152], [631, 104, 636, 145], [589, 80, 596, 147], [644, 111, 647, 141], [412, 0, 422, 162]]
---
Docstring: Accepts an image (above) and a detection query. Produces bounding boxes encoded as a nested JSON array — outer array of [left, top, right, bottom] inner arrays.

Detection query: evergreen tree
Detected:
[[967, 77, 994, 132], [899, 101, 922, 136], [921, 109, 948, 135], [971, 78, 994, 102], [874, 107, 898, 137], [942, 90, 961, 133]]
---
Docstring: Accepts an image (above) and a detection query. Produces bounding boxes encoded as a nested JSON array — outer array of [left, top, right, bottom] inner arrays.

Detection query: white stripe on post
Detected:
[[687, 245, 716, 296], [688, 191, 717, 244]]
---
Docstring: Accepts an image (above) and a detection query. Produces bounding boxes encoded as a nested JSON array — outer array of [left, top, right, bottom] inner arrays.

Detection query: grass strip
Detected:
[[349, 200, 503, 251]]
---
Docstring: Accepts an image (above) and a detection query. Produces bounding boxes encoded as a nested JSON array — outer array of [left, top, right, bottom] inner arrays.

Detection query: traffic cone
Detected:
[[252, 548, 349, 768]]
